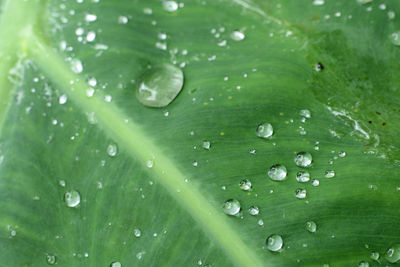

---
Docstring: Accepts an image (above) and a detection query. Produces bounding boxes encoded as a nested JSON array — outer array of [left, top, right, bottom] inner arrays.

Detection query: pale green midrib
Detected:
[[28, 34, 267, 267]]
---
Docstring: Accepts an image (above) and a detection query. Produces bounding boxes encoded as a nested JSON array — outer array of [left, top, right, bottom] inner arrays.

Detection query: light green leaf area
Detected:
[[0, 0, 399, 266]]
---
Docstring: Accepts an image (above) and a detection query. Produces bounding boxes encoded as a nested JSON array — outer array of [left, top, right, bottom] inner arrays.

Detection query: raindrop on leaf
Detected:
[[223, 199, 241, 216], [266, 234, 283, 252]]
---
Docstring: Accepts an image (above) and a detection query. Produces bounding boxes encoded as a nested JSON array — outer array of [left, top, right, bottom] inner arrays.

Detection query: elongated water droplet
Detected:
[[370, 251, 379, 261], [390, 31, 400, 46], [296, 171, 310, 182], [134, 228, 141, 237], [295, 188, 307, 199], [239, 179, 252, 191], [230, 30, 245, 41], [266, 234, 283, 252], [223, 199, 241, 216], [163, 1, 178, 12], [268, 164, 287, 181], [107, 143, 118, 157], [256, 123, 273, 139], [306, 221, 317, 233], [202, 141, 211, 150], [110, 262, 122, 267], [136, 63, 184, 108], [385, 244, 400, 263], [294, 152, 312, 167], [248, 206, 259, 216], [64, 190, 81, 207], [46, 255, 56, 265], [325, 170, 335, 178]]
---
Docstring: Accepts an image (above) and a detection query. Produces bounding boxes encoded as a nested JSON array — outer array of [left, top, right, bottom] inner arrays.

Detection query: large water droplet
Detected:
[[163, 1, 178, 12], [296, 171, 310, 183], [390, 31, 400, 46], [223, 199, 241, 216], [294, 152, 312, 167], [295, 188, 307, 199], [266, 234, 283, 252], [230, 30, 245, 41], [46, 255, 56, 265], [385, 244, 400, 263], [239, 179, 252, 191], [107, 143, 118, 157], [110, 262, 122, 267], [256, 123, 273, 139], [64, 190, 81, 207], [268, 164, 287, 181], [248, 206, 259, 216], [136, 64, 184, 108], [306, 221, 317, 233], [325, 170, 335, 178]]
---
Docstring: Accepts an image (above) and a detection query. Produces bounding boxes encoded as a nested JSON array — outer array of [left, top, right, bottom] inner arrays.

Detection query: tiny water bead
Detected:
[[325, 170, 335, 178], [110, 262, 122, 267], [370, 251, 379, 261], [296, 171, 310, 183], [248, 206, 259, 216], [133, 228, 141, 237], [294, 152, 312, 167], [306, 221, 317, 233], [223, 199, 241, 216], [268, 164, 287, 181], [202, 141, 211, 150], [385, 244, 400, 263], [256, 123, 273, 139], [295, 188, 307, 199], [239, 179, 252, 191], [390, 31, 400, 46], [266, 234, 283, 252], [64, 190, 81, 207], [46, 255, 56, 265], [107, 143, 118, 157], [163, 1, 178, 12], [136, 63, 184, 108], [230, 30, 245, 41]]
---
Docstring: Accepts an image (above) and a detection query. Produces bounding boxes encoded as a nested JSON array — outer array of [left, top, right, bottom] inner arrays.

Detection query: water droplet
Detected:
[[385, 244, 400, 263], [134, 228, 141, 237], [230, 30, 245, 41], [300, 109, 311, 118], [325, 170, 335, 178], [70, 58, 83, 74], [118, 16, 128, 24], [104, 95, 112, 102], [306, 221, 317, 233], [370, 251, 379, 261], [86, 88, 95, 97], [202, 141, 211, 150], [107, 143, 118, 157], [315, 62, 324, 72], [110, 262, 122, 267], [338, 151, 346, 157], [256, 123, 274, 139], [268, 164, 287, 181], [136, 251, 145, 260], [295, 188, 307, 199], [357, 0, 373, 4], [86, 31, 96, 42], [294, 152, 312, 167], [136, 63, 184, 108], [146, 159, 154, 168], [258, 219, 264, 226], [85, 13, 97, 22], [88, 77, 97, 87], [248, 206, 259, 216], [64, 190, 81, 207], [239, 179, 252, 191], [390, 31, 400, 46], [311, 179, 320, 186], [358, 261, 369, 267], [296, 171, 310, 183], [266, 234, 283, 252], [388, 11, 396, 20], [59, 94, 67, 104], [59, 180, 66, 187], [223, 199, 241, 216], [313, 0, 325, 5], [163, 1, 178, 12], [46, 255, 56, 265]]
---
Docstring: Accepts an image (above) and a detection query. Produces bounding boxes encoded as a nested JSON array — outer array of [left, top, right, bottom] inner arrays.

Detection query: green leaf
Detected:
[[0, 0, 399, 266]]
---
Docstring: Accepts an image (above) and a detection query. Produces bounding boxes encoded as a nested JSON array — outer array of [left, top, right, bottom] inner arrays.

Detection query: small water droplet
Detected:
[[104, 95, 112, 102], [136, 64, 184, 108], [256, 123, 273, 138], [325, 170, 335, 178], [107, 143, 118, 157], [239, 179, 252, 191], [64, 190, 81, 207], [88, 77, 97, 87], [248, 206, 259, 216], [390, 31, 400, 46], [70, 58, 83, 74], [300, 109, 311, 118], [295, 188, 307, 199], [133, 228, 141, 237], [357, 0, 373, 4], [268, 164, 287, 181], [202, 141, 211, 150], [163, 1, 178, 12], [59, 94, 67, 104], [388, 11, 396, 20], [85, 13, 97, 22], [314, 62, 324, 72], [230, 30, 245, 41], [136, 251, 145, 260], [338, 151, 346, 157], [86, 31, 96, 42], [86, 88, 95, 97], [192, 161, 198, 167], [118, 16, 128, 24], [385, 244, 400, 263], [296, 171, 310, 183], [294, 152, 312, 167], [46, 255, 56, 265], [266, 234, 283, 252], [59, 180, 66, 187], [223, 199, 241, 216], [146, 159, 154, 168], [358, 261, 369, 267], [258, 219, 264, 226], [110, 262, 122, 267], [311, 179, 320, 186], [370, 251, 379, 261], [306, 221, 317, 233]]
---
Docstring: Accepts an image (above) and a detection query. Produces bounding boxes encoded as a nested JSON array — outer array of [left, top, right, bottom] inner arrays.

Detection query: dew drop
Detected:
[[311, 179, 320, 186], [358, 262, 369, 267], [223, 199, 241, 216], [136, 63, 184, 108], [59, 94, 67, 105], [300, 109, 311, 118], [146, 159, 154, 168], [59, 180, 66, 187], [88, 77, 97, 87], [325, 170, 335, 178], [230, 30, 245, 41], [295, 188, 307, 199], [370, 251, 379, 261], [385, 244, 400, 263], [338, 151, 346, 157], [110, 262, 122, 267], [64, 190, 81, 207], [202, 141, 211, 150], [239, 179, 252, 191], [268, 164, 287, 181], [118, 16, 128, 24], [296, 171, 310, 183], [86, 31, 96, 42], [256, 123, 273, 139], [294, 152, 312, 167], [70, 58, 83, 74], [258, 219, 264, 226], [46, 255, 56, 265], [107, 143, 118, 157], [163, 1, 178, 12], [305, 221, 317, 233], [266, 234, 283, 252], [390, 31, 400, 46], [85, 13, 97, 22], [133, 228, 141, 237], [248, 206, 259, 216]]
